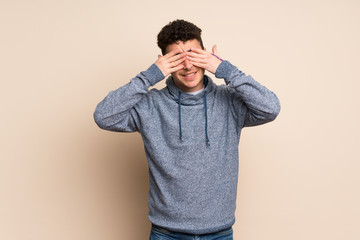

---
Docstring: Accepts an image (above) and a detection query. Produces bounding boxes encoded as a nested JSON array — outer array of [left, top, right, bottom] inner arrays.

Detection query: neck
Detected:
[[186, 87, 204, 95]]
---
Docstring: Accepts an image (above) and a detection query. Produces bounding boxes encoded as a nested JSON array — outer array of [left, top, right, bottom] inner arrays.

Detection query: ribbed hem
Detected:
[[149, 218, 235, 235]]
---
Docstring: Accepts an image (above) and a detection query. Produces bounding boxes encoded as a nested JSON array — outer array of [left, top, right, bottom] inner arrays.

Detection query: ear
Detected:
[[204, 47, 207, 51]]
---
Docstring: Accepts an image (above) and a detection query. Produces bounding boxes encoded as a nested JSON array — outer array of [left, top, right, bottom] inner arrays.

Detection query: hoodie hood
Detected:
[[165, 75, 215, 146], [165, 75, 215, 106]]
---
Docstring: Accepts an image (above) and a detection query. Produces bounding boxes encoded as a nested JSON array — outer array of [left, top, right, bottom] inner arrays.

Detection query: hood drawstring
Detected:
[[177, 91, 210, 146], [178, 91, 183, 142], [204, 91, 210, 146]]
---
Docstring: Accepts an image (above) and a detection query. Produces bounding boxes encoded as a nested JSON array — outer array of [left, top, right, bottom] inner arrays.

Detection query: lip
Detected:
[[181, 71, 197, 81]]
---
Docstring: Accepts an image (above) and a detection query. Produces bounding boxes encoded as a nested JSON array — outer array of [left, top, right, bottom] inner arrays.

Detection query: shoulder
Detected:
[[212, 83, 236, 98], [148, 88, 167, 100], [138, 88, 167, 107]]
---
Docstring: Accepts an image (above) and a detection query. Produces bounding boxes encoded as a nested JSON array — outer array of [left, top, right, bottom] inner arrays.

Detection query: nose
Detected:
[[183, 58, 192, 70]]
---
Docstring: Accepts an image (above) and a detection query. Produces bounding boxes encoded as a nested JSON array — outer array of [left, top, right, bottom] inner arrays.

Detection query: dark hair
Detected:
[[157, 19, 204, 55]]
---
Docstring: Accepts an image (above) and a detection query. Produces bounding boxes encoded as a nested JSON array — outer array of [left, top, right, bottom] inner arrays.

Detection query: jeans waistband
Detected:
[[151, 224, 232, 235], [152, 224, 173, 234]]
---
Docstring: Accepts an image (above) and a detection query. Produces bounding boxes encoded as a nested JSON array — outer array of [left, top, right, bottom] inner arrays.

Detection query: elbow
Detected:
[[93, 109, 108, 130], [273, 100, 281, 118], [93, 109, 128, 132], [243, 96, 281, 127], [257, 97, 281, 124], [268, 97, 281, 122]]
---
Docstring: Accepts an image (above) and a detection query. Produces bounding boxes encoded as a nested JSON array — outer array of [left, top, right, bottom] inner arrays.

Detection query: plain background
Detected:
[[1, 0, 359, 239]]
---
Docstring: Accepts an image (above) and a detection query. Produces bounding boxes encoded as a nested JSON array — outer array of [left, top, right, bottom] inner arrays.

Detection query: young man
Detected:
[[94, 20, 280, 240]]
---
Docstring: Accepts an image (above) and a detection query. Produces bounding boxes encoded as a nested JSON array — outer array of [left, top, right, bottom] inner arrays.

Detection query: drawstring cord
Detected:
[[178, 91, 183, 142], [177, 91, 210, 146], [204, 91, 210, 146]]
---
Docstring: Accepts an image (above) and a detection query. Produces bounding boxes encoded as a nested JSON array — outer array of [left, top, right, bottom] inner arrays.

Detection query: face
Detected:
[[166, 39, 205, 92]]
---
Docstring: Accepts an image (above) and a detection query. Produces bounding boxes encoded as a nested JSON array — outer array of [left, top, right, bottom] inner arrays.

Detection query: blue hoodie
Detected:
[[94, 60, 280, 234]]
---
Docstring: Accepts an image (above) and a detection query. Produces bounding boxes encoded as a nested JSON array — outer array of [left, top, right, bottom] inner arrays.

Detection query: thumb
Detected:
[[158, 54, 162, 59], [212, 44, 221, 58]]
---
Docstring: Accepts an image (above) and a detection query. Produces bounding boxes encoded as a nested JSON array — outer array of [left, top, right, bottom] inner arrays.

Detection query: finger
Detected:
[[187, 51, 206, 59], [168, 52, 187, 62], [170, 64, 185, 72], [171, 56, 186, 67], [189, 61, 206, 69], [212, 45, 217, 54], [186, 55, 207, 63], [164, 48, 183, 58], [212, 44, 221, 58], [189, 47, 207, 54]]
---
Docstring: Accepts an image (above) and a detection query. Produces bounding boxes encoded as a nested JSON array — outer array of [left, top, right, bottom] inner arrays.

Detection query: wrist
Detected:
[[211, 53, 223, 61], [208, 59, 222, 74], [154, 62, 167, 77], [215, 60, 235, 82], [144, 64, 165, 86]]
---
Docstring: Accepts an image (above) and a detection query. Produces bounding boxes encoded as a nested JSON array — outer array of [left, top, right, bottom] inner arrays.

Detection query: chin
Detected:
[[183, 79, 203, 91], [172, 71, 205, 91]]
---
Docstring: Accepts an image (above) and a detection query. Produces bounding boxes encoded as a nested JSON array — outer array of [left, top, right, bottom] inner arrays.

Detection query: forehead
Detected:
[[165, 39, 202, 53]]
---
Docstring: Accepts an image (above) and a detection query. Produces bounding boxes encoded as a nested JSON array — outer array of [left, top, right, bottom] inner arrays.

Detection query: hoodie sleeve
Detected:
[[93, 64, 164, 132], [215, 60, 281, 128]]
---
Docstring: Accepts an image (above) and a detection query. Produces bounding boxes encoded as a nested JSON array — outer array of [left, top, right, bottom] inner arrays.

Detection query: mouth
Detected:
[[181, 71, 197, 80]]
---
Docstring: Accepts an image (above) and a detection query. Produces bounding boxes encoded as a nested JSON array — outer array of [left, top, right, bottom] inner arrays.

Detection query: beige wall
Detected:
[[1, 0, 359, 239]]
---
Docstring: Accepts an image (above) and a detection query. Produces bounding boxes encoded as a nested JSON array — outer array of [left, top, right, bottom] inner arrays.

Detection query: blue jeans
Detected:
[[149, 224, 233, 240]]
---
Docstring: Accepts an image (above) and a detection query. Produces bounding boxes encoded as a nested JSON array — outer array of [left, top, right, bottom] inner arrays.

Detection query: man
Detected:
[[94, 19, 280, 240]]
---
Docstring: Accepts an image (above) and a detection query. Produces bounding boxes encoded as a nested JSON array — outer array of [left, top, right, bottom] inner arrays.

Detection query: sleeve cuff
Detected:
[[143, 64, 165, 86], [215, 60, 236, 84]]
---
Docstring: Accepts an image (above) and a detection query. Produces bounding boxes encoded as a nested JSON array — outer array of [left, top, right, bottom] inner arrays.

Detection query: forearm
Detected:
[[93, 64, 164, 131], [215, 60, 281, 127]]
